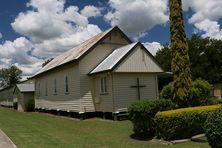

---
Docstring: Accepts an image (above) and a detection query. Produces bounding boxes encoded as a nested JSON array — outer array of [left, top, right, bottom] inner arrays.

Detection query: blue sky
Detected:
[[0, 0, 222, 76]]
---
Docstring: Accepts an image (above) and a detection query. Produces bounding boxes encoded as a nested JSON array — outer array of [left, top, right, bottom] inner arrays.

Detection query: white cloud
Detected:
[[0, 32, 2, 39], [0, 37, 43, 75], [143, 42, 163, 55], [105, 0, 169, 37], [81, 5, 101, 18], [183, 0, 222, 39], [32, 24, 101, 58], [6, 0, 103, 75]]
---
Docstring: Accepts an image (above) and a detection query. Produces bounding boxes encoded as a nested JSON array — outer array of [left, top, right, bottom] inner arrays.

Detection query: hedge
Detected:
[[205, 109, 222, 147], [155, 104, 222, 140], [128, 99, 174, 138]]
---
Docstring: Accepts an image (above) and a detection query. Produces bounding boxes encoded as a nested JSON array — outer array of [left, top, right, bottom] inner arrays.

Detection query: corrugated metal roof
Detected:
[[33, 27, 114, 77], [90, 42, 138, 74], [16, 84, 35, 92]]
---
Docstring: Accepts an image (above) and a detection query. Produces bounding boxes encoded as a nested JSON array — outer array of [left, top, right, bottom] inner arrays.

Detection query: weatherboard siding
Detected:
[[113, 73, 158, 112], [35, 63, 81, 112], [115, 46, 163, 73], [93, 74, 113, 112], [79, 31, 129, 112], [0, 86, 14, 107]]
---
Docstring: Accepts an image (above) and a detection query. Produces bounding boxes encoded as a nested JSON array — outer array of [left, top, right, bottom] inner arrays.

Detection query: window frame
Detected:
[[54, 79, 57, 95], [38, 83, 41, 96], [45, 81, 48, 96], [100, 76, 108, 95], [65, 76, 69, 94]]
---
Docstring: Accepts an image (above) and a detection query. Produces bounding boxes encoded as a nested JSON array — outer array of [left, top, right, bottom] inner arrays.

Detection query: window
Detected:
[[54, 79, 57, 95], [38, 83, 40, 96], [100, 77, 108, 94], [65, 76, 69, 93], [45, 82, 48, 96]]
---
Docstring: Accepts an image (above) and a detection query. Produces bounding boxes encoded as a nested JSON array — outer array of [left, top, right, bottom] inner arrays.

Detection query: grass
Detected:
[[0, 107, 210, 148]]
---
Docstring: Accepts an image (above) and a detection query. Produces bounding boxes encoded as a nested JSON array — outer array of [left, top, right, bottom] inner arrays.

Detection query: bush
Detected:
[[160, 83, 173, 100], [13, 102, 18, 110], [155, 104, 222, 140], [128, 99, 174, 138], [160, 79, 212, 107], [205, 109, 222, 148], [25, 98, 34, 112], [190, 79, 212, 106]]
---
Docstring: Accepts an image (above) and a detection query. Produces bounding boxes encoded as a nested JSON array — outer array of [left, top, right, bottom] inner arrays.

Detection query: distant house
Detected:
[[31, 26, 164, 116], [0, 86, 15, 107], [13, 83, 35, 112], [212, 83, 222, 99]]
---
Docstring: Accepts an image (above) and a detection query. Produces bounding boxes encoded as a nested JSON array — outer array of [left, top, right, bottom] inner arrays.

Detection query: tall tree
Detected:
[[155, 35, 222, 84], [0, 65, 22, 88], [169, 0, 192, 106]]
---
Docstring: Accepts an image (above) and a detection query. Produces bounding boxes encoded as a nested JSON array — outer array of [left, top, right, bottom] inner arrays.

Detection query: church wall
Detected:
[[112, 73, 158, 112], [79, 30, 130, 112], [115, 46, 163, 73], [34, 62, 81, 112], [92, 73, 114, 112]]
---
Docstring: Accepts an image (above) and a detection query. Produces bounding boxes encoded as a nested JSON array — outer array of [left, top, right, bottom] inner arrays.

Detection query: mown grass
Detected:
[[0, 107, 209, 148]]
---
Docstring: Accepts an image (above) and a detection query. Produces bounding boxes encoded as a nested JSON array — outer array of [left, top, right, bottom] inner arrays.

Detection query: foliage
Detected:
[[190, 79, 212, 106], [13, 102, 18, 110], [189, 35, 222, 84], [155, 35, 222, 84], [42, 58, 54, 67], [155, 45, 172, 71], [25, 98, 35, 112], [155, 104, 222, 140], [160, 79, 212, 107], [128, 99, 174, 137], [0, 65, 22, 88], [169, 0, 192, 107], [160, 83, 173, 100], [205, 109, 222, 148]]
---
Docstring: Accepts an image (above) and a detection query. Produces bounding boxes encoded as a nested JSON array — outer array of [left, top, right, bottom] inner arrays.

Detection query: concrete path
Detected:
[[0, 129, 17, 148]]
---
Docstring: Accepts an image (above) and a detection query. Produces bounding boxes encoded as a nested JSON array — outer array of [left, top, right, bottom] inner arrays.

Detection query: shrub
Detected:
[[155, 104, 222, 140], [160, 79, 212, 107], [205, 109, 222, 148], [190, 79, 212, 106], [25, 98, 34, 112], [13, 102, 18, 110], [160, 82, 173, 100], [128, 99, 174, 138]]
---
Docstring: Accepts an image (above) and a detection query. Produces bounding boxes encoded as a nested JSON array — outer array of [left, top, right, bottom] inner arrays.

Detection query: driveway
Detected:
[[0, 129, 17, 148]]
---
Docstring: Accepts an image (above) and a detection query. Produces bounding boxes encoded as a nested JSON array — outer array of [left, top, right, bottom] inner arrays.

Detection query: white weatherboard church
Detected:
[[32, 26, 164, 115]]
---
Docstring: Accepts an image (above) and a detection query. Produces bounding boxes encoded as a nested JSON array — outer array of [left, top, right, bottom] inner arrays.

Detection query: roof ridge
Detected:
[[32, 27, 117, 77]]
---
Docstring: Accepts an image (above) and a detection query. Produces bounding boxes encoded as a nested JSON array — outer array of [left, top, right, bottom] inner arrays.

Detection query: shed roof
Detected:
[[89, 42, 138, 74], [33, 26, 131, 77], [15, 84, 35, 93]]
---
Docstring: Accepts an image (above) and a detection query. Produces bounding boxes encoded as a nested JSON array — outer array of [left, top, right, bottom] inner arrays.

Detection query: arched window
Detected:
[[54, 79, 57, 95], [65, 76, 69, 93]]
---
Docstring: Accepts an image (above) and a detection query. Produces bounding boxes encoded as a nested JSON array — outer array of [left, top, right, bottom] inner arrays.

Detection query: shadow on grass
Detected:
[[130, 133, 154, 141]]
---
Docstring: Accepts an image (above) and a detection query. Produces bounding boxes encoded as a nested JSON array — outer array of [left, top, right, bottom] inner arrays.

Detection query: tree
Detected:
[[42, 58, 54, 67], [169, 0, 192, 107], [155, 35, 222, 84], [188, 35, 222, 83], [0, 65, 22, 88], [155, 45, 171, 72]]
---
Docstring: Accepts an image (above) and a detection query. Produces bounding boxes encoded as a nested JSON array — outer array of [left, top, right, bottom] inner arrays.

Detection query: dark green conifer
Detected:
[[169, 0, 192, 107]]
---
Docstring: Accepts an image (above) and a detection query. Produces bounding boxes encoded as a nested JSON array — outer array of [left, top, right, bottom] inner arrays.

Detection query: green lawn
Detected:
[[0, 107, 209, 148]]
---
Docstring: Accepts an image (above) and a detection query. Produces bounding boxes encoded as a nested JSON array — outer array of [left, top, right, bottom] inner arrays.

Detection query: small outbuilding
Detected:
[[212, 83, 222, 99], [13, 83, 35, 112]]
